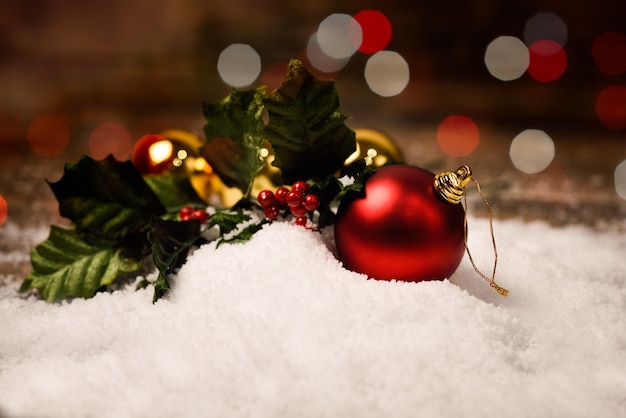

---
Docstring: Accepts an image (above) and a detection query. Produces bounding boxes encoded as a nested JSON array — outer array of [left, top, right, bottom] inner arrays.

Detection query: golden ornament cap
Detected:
[[433, 165, 472, 204]]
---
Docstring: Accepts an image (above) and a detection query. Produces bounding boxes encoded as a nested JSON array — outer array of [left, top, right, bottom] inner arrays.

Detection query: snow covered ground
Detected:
[[1, 218, 625, 418]]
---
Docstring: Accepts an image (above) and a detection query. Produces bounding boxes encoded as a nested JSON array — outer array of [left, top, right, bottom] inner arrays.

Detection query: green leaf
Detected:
[[202, 87, 267, 196], [147, 217, 203, 303], [20, 226, 145, 303], [208, 209, 266, 247], [143, 173, 206, 212], [208, 210, 252, 236], [49, 155, 166, 241], [264, 59, 357, 184]]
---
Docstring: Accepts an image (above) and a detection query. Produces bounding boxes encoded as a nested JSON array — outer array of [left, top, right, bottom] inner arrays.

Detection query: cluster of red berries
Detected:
[[258, 181, 320, 226], [178, 205, 209, 224]]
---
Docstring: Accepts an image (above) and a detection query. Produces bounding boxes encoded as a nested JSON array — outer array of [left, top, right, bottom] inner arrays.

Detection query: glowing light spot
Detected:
[[353, 10, 392, 54], [306, 33, 350, 73], [260, 61, 289, 91], [217, 44, 261, 88], [614, 160, 626, 200], [436, 115, 480, 157], [592, 32, 626, 76], [89, 122, 133, 160], [0, 194, 7, 227], [317, 14, 362, 59], [364, 51, 410, 97], [595, 85, 626, 130], [484, 36, 529, 81], [149, 140, 173, 164], [528, 40, 567, 82], [26, 113, 71, 157], [509, 129, 555, 174], [524, 13, 568, 47]]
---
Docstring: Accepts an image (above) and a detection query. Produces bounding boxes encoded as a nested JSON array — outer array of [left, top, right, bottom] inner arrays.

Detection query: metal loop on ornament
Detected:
[[434, 165, 472, 204]]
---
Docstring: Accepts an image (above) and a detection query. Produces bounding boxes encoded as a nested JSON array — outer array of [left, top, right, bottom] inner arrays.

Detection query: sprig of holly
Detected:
[[20, 59, 372, 303]]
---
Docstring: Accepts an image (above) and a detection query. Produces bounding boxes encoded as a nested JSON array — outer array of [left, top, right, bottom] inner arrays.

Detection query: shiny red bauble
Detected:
[[334, 165, 465, 282]]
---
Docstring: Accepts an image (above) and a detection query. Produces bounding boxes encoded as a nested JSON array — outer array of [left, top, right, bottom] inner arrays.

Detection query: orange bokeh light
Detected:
[[0, 194, 7, 226], [528, 40, 567, 82], [436, 115, 480, 157], [26, 113, 71, 157], [595, 85, 626, 130], [592, 31, 626, 76], [89, 122, 133, 160], [354, 10, 392, 55]]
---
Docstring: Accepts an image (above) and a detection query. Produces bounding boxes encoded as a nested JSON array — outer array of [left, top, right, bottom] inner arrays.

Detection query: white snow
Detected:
[[1, 218, 625, 418]]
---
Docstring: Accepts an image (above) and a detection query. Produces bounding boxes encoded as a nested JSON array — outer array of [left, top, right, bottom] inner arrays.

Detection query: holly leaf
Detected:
[[143, 173, 205, 212], [208, 209, 265, 247], [147, 217, 202, 303], [202, 87, 266, 196], [264, 59, 356, 184], [49, 155, 166, 241], [20, 226, 145, 303]]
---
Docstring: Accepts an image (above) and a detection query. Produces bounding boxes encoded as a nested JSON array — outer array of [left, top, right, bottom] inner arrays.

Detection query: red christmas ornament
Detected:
[[334, 164, 471, 282]]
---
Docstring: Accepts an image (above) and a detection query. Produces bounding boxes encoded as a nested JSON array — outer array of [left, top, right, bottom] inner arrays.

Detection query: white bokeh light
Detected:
[[317, 14, 362, 59], [484, 36, 530, 81], [217, 44, 261, 88], [364, 51, 410, 97], [306, 33, 350, 73], [509, 129, 555, 174], [614, 160, 626, 200]]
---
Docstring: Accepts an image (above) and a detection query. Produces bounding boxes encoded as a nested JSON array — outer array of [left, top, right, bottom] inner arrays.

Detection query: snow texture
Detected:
[[1, 218, 625, 418]]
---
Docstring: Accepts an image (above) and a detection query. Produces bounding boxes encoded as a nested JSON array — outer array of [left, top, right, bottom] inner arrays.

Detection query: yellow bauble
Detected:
[[345, 128, 403, 167]]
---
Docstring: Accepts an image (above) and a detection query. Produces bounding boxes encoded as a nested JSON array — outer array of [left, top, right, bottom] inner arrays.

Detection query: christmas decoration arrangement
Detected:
[[20, 59, 507, 304]]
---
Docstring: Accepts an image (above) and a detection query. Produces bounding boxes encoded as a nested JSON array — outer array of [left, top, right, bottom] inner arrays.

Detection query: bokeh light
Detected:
[[0, 194, 7, 227], [306, 33, 350, 73], [436, 115, 480, 157], [595, 85, 626, 130], [614, 160, 626, 200], [524, 13, 568, 47], [527, 40, 567, 82], [317, 14, 362, 59], [260, 61, 289, 91], [26, 113, 71, 157], [592, 32, 626, 76], [484, 36, 529, 81], [509, 129, 555, 174], [89, 122, 133, 160], [217, 44, 261, 88], [353, 10, 392, 54], [364, 51, 410, 97]]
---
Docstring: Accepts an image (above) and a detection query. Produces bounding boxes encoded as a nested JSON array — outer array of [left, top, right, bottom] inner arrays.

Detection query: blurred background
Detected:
[[1, 0, 626, 240]]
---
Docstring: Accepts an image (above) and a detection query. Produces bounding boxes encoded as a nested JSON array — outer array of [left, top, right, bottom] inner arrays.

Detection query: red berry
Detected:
[[291, 180, 309, 195], [257, 190, 275, 208], [295, 216, 308, 226], [179, 205, 194, 218], [286, 190, 304, 207], [191, 209, 208, 224], [290, 205, 307, 217], [264, 203, 280, 220], [180, 214, 192, 221], [274, 187, 289, 205], [304, 194, 320, 211]]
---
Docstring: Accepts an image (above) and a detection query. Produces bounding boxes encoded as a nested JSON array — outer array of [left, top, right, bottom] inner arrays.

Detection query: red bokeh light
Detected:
[[592, 31, 626, 76], [354, 10, 392, 54], [88, 122, 133, 160], [0, 194, 7, 226], [26, 113, 71, 157], [436, 115, 480, 157], [528, 40, 567, 82], [595, 85, 626, 130]]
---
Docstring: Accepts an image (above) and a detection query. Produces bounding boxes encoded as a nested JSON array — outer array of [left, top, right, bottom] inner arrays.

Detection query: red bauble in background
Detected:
[[334, 165, 466, 282]]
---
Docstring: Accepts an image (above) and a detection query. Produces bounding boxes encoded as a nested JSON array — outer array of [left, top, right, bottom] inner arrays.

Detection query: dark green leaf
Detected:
[[147, 217, 202, 303], [48, 155, 166, 241], [143, 173, 206, 212], [202, 87, 267, 195], [264, 59, 356, 183], [20, 226, 145, 303], [216, 221, 265, 247], [208, 210, 252, 236]]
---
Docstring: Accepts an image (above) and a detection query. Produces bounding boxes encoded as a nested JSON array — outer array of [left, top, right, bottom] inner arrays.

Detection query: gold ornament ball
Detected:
[[345, 128, 403, 167]]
